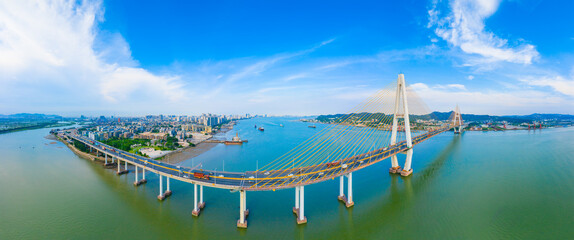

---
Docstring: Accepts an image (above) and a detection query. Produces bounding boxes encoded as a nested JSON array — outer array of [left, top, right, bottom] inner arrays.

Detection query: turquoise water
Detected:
[[1, 117, 573, 239]]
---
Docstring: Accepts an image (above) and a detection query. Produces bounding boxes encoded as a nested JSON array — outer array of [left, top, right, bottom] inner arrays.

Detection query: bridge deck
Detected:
[[66, 126, 451, 191]]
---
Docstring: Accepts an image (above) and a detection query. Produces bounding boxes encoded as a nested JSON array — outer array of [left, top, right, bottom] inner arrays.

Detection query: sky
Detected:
[[0, 0, 573, 116]]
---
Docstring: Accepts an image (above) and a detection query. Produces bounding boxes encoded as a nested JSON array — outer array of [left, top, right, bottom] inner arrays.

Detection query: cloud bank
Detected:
[[428, 0, 539, 65], [0, 0, 187, 114]]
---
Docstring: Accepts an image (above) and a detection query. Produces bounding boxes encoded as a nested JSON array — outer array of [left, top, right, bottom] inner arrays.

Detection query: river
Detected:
[[1, 117, 573, 239]]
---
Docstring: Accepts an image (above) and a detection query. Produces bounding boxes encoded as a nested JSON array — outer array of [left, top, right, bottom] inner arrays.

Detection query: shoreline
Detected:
[[1, 122, 75, 135], [56, 121, 237, 166], [159, 125, 233, 165], [55, 135, 115, 168]]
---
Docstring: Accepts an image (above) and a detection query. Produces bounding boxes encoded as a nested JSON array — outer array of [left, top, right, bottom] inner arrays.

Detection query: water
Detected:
[[1, 117, 573, 239]]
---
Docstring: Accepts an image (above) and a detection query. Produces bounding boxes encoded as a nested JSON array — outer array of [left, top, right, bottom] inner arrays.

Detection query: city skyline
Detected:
[[1, 0, 573, 116]]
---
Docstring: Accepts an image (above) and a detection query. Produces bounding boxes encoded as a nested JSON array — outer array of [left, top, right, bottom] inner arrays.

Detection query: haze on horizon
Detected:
[[0, 0, 573, 117]]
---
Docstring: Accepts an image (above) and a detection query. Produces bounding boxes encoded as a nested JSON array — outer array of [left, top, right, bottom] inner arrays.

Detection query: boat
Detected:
[[224, 133, 247, 145], [280, 124, 284, 127], [258, 127, 265, 131], [308, 125, 316, 128], [254, 125, 257, 128]]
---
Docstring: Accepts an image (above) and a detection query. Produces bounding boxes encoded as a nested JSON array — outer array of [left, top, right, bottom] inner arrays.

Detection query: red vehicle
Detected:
[[194, 172, 210, 180], [326, 161, 341, 167]]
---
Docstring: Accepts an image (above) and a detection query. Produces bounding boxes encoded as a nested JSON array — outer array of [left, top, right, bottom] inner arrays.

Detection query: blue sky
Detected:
[[0, 0, 573, 116]]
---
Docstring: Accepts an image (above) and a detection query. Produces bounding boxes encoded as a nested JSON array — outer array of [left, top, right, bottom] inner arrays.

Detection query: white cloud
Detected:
[[411, 83, 467, 91], [409, 81, 574, 114], [283, 73, 308, 82], [428, 0, 539, 65], [316, 61, 353, 70], [520, 75, 574, 97], [101, 67, 187, 102], [0, 0, 187, 114], [467, 75, 475, 80], [436, 84, 468, 91]]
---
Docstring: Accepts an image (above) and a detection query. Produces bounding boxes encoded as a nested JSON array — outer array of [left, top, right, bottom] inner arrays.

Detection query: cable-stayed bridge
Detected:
[[60, 74, 464, 228]]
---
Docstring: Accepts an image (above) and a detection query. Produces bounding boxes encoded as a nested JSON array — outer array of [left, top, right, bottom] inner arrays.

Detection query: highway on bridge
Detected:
[[65, 125, 451, 191]]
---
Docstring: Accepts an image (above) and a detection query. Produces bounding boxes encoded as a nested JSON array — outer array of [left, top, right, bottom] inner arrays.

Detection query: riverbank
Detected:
[[1, 122, 74, 134], [55, 135, 113, 167], [158, 125, 233, 164]]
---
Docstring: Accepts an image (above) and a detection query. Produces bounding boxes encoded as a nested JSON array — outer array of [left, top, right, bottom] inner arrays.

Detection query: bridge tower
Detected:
[[389, 74, 414, 177], [453, 105, 463, 134]]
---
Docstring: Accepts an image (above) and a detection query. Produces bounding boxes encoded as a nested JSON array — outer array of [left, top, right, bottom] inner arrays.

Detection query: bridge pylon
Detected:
[[453, 105, 463, 134], [389, 74, 414, 177]]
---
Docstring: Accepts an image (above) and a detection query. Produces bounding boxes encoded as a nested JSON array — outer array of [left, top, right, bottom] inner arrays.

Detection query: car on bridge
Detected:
[[193, 172, 210, 180], [326, 161, 340, 167]]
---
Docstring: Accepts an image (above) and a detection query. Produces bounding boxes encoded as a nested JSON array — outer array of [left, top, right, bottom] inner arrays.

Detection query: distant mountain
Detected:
[[427, 112, 574, 122], [507, 113, 574, 121], [0, 113, 62, 119], [316, 111, 574, 124]]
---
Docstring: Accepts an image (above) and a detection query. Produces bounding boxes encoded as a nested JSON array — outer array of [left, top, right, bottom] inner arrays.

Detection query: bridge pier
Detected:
[[116, 159, 129, 175], [346, 173, 354, 207], [157, 175, 172, 200], [389, 155, 402, 173], [166, 177, 172, 195], [401, 149, 413, 177], [133, 166, 147, 186], [104, 154, 114, 166], [296, 186, 307, 224], [293, 185, 300, 214], [338, 176, 344, 200], [192, 184, 201, 216], [337, 173, 354, 207], [237, 190, 248, 228], [199, 185, 205, 209]]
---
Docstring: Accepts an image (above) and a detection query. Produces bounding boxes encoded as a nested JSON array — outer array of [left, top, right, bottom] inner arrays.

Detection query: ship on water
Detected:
[[224, 133, 247, 145], [258, 127, 265, 131], [308, 125, 316, 128]]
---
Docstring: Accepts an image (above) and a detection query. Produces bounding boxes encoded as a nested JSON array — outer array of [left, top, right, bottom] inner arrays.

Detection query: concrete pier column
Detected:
[[297, 186, 307, 224], [135, 166, 139, 182], [293, 186, 300, 214], [157, 175, 164, 200], [389, 155, 402, 173], [346, 173, 354, 208], [167, 177, 171, 192], [237, 190, 247, 228], [134, 167, 147, 186], [117, 159, 128, 175], [192, 184, 200, 216], [112, 156, 115, 164], [401, 149, 413, 177], [338, 176, 345, 200], [105, 154, 108, 165], [199, 185, 205, 209]]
